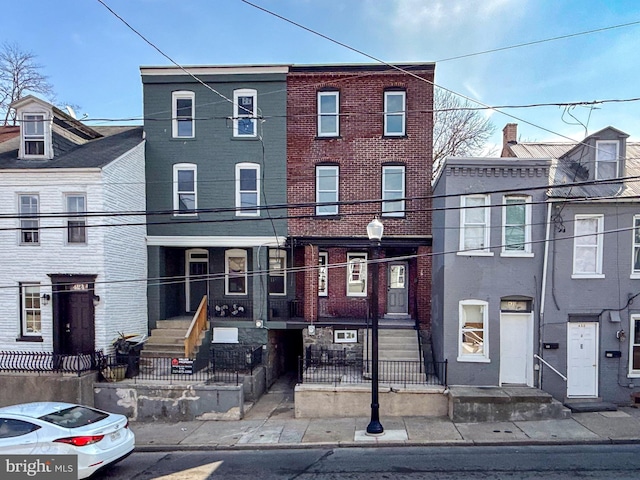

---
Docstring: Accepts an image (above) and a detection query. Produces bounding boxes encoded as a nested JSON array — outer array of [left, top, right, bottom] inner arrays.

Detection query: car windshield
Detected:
[[39, 406, 109, 428]]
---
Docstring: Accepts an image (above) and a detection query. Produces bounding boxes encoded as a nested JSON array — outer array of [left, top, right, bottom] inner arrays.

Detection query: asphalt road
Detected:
[[96, 444, 640, 479]]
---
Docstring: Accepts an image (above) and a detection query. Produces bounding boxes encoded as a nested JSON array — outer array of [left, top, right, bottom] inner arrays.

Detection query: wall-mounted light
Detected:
[[255, 319, 263, 328], [93, 294, 100, 306], [41, 294, 51, 306], [616, 329, 626, 342]]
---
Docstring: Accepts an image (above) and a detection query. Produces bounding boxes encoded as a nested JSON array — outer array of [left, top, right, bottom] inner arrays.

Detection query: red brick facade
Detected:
[[287, 64, 434, 330]]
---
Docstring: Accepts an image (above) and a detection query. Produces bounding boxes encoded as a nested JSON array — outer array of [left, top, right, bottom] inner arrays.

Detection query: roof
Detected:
[[0, 126, 20, 144], [0, 126, 144, 170]]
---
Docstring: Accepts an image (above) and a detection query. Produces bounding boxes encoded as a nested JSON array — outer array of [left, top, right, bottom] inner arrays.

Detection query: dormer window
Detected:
[[23, 114, 46, 156], [595, 140, 619, 180]]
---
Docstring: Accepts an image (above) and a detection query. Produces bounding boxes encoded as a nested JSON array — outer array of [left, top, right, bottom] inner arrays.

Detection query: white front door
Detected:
[[500, 313, 533, 386], [567, 322, 599, 397]]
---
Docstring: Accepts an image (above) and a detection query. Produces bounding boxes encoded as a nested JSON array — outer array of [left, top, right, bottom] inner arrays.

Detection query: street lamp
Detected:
[[366, 216, 384, 436]]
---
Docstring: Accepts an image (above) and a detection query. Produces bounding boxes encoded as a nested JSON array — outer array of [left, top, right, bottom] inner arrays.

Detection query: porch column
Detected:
[[417, 245, 431, 330], [253, 247, 269, 324], [304, 244, 318, 322]]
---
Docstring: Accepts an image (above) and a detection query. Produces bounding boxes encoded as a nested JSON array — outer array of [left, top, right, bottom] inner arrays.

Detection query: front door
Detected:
[[186, 249, 208, 312], [386, 262, 408, 315], [500, 313, 533, 385], [567, 322, 599, 397], [52, 276, 96, 356]]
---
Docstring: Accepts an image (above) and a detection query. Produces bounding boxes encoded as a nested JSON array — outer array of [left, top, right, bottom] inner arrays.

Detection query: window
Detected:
[[334, 330, 357, 343], [316, 165, 339, 215], [384, 90, 406, 136], [66, 195, 86, 244], [633, 216, 640, 276], [347, 253, 367, 297], [459, 195, 491, 254], [595, 140, 618, 180], [573, 215, 604, 277], [0, 419, 40, 439], [233, 89, 257, 137], [173, 164, 197, 215], [458, 300, 489, 362], [19, 195, 39, 244], [23, 113, 46, 156], [630, 315, 640, 377], [502, 196, 531, 255], [318, 252, 328, 296], [317, 91, 339, 137], [235, 163, 260, 216], [268, 249, 286, 295], [20, 283, 41, 336], [225, 249, 247, 295], [172, 91, 195, 138], [382, 166, 405, 216]]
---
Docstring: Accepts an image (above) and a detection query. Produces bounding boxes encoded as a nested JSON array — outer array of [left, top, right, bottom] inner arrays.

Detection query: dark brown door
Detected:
[[52, 275, 96, 355]]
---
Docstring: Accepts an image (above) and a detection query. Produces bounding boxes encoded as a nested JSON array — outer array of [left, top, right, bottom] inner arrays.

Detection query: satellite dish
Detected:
[[65, 106, 77, 119]]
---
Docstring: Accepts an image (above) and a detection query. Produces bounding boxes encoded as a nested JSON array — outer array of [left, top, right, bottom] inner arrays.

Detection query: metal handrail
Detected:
[[534, 354, 567, 381], [184, 295, 208, 358]]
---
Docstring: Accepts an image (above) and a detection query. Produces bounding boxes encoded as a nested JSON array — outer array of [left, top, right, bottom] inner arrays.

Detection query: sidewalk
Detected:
[[130, 376, 640, 451]]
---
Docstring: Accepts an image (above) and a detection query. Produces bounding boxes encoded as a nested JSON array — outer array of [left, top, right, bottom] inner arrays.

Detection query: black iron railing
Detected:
[[0, 351, 98, 376]]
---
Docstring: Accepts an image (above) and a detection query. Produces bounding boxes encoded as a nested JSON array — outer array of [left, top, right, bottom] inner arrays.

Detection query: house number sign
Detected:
[[71, 283, 88, 291]]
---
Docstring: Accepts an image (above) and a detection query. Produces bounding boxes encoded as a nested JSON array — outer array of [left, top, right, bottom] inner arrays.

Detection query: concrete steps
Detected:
[[366, 328, 421, 362], [448, 386, 572, 423]]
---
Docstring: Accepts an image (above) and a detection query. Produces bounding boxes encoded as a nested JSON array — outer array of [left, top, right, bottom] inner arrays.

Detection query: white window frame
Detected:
[[172, 91, 195, 138], [233, 88, 257, 138], [501, 195, 532, 256], [459, 195, 492, 256], [347, 253, 367, 297], [316, 165, 339, 216], [268, 249, 286, 296], [458, 299, 490, 363], [572, 214, 604, 278], [317, 91, 339, 137], [629, 314, 640, 377], [21, 112, 48, 159], [65, 194, 86, 244], [225, 249, 247, 296], [173, 163, 197, 216], [384, 90, 406, 136], [19, 194, 39, 245], [235, 163, 260, 216], [334, 330, 358, 343], [318, 252, 328, 297], [595, 140, 619, 180], [382, 165, 405, 217], [632, 216, 640, 278], [20, 283, 42, 337]]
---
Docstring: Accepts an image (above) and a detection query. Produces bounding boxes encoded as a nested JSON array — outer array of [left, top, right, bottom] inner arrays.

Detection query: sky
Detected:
[[4, 0, 640, 152]]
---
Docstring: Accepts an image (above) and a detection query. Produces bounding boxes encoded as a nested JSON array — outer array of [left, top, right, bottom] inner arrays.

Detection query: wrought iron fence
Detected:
[[0, 351, 98, 376]]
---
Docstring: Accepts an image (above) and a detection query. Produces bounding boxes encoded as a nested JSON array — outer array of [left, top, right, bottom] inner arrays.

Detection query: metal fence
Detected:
[[299, 348, 447, 387], [0, 351, 97, 376]]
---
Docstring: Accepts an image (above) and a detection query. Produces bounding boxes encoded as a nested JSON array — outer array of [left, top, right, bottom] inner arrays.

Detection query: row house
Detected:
[[0, 95, 147, 357], [433, 123, 640, 406]]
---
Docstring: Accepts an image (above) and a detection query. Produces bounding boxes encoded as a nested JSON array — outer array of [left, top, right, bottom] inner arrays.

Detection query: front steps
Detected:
[[448, 386, 572, 423], [366, 328, 424, 383], [141, 317, 203, 358]]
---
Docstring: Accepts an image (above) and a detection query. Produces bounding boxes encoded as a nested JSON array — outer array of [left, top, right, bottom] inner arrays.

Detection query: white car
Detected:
[[0, 402, 134, 479]]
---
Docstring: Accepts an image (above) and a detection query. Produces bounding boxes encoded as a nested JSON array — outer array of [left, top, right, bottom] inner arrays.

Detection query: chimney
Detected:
[[501, 123, 518, 157]]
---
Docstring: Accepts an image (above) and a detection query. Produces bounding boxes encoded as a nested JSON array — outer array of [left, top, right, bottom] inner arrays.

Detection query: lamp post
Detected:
[[366, 216, 384, 436]]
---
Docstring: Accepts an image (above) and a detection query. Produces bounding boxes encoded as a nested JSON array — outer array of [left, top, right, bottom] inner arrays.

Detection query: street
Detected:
[[96, 444, 640, 479]]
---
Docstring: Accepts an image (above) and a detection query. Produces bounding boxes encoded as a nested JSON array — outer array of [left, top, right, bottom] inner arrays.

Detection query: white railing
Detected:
[[534, 354, 567, 381]]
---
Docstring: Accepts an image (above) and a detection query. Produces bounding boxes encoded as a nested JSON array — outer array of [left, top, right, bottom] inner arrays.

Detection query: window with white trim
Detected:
[[173, 164, 197, 215], [630, 315, 640, 376], [172, 91, 195, 138], [384, 91, 406, 136], [316, 165, 339, 215], [22, 113, 46, 156], [20, 283, 42, 336], [317, 91, 339, 137], [458, 300, 489, 362], [268, 249, 286, 295], [573, 215, 604, 277], [502, 195, 531, 255], [595, 140, 618, 180], [19, 195, 39, 245], [347, 253, 367, 297], [225, 249, 247, 295], [66, 194, 86, 244], [318, 252, 328, 296], [233, 89, 257, 137], [235, 163, 260, 216], [460, 195, 490, 254], [382, 166, 405, 216], [633, 216, 640, 276]]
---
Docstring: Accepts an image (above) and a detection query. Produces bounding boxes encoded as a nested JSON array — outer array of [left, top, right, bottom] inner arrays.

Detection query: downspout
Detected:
[[538, 201, 553, 389]]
